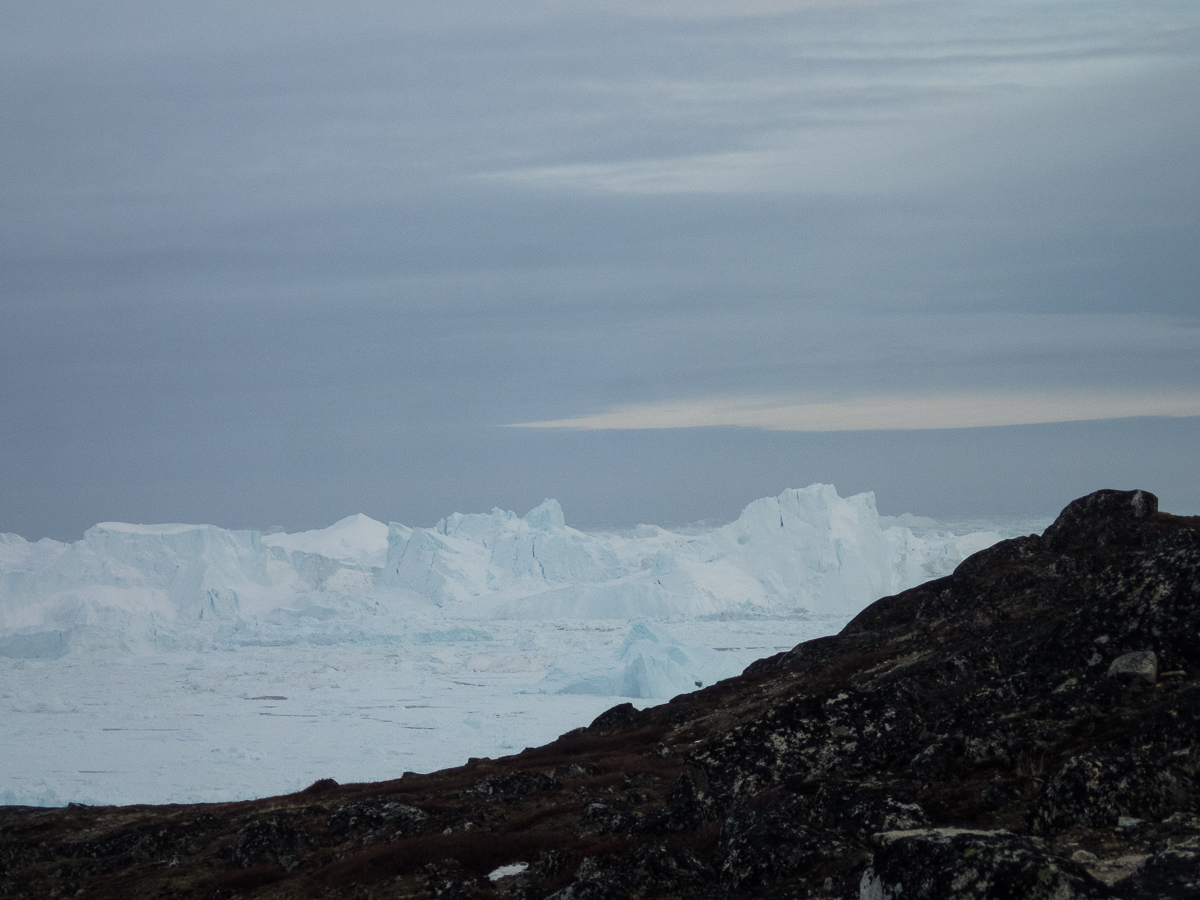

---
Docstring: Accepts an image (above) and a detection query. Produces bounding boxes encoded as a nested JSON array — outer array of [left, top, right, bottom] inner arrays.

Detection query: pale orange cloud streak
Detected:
[[508, 391, 1200, 432]]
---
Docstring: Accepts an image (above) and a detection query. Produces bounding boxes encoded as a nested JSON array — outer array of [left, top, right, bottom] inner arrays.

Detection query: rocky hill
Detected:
[[2, 489, 1198, 899]]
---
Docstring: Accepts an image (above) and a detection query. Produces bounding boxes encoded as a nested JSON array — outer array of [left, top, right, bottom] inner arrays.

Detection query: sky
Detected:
[[2, 0, 1198, 542]]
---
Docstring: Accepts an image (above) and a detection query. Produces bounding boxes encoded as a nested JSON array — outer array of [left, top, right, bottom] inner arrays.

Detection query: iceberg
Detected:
[[380, 484, 997, 620], [0, 484, 1023, 805], [262, 514, 389, 568], [0, 485, 1003, 656], [544, 620, 737, 699], [380, 499, 625, 607]]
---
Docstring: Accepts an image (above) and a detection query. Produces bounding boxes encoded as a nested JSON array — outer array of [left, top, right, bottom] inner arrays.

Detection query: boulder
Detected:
[[1114, 837, 1200, 900], [1108, 651, 1157, 684], [861, 828, 1112, 899], [223, 815, 311, 871]]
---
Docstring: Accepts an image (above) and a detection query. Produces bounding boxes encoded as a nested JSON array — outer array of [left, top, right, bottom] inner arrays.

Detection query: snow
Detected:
[[262, 514, 390, 568], [489, 862, 530, 881], [0, 484, 1027, 807]]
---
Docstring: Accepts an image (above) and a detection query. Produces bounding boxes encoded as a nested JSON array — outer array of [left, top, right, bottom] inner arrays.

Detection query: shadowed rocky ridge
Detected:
[[2, 489, 1198, 899]]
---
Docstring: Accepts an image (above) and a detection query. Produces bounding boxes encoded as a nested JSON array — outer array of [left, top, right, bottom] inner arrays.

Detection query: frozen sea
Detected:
[[1, 616, 845, 807], [0, 485, 1048, 807]]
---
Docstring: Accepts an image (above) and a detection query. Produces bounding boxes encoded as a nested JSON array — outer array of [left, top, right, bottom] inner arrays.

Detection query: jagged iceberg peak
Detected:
[[384, 497, 621, 605], [524, 499, 566, 532], [262, 513, 389, 568], [433, 499, 567, 540], [725, 483, 879, 534], [0, 533, 69, 570]]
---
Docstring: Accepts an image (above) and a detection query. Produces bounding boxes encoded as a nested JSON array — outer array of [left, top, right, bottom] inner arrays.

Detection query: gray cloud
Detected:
[[2, 0, 1198, 539]]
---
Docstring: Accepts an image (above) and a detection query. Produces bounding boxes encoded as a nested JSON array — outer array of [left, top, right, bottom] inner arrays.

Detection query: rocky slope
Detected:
[[2, 489, 1198, 899]]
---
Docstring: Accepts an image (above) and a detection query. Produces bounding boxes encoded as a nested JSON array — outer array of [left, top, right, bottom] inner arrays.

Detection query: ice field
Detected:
[[1, 484, 1040, 807]]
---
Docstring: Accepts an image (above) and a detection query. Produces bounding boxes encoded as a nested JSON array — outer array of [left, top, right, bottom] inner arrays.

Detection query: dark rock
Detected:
[[552, 761, 600, 779], [634, 765, 718, 833], [806, 782, 928, 840], [580, 801, 630, 835], [1114, 836, 1200, 899], [496, 850, 576, 900], [1032, 690, 1200, 832], [1108, 651, 1158, 684], [862, 828, 1113, 899], [301, 777, 340, 795], [1069, 849, 1149, 887], [223, 815, 311, 871], [422, 858, 487, 899], [714, 783, 925, 891], [0, 863, 30, 898], [463, 770, 561, 800], [718, 794, 835, 891], [326, 797, 429, 840], [547, 841, 721, 900], [1159, 813, 1200, 835], [588, 702, 642, 732], [48, 814, 221, 881], [1041, 489, 1158, 552]]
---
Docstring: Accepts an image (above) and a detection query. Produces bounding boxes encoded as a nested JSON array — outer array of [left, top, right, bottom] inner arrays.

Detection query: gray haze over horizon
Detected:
[[3, 1, 1199, 542]]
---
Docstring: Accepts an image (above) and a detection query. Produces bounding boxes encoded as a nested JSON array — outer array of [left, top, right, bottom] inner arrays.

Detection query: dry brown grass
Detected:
[[521, 723, 671, 762], [207, 861, 289, 893], [494, 799, 575, 834], [821, 646, 899, 685], [308, 830, 629, 889]]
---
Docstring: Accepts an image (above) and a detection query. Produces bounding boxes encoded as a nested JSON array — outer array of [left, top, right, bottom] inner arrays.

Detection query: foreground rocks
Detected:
[[1, 488, 1198, 899]]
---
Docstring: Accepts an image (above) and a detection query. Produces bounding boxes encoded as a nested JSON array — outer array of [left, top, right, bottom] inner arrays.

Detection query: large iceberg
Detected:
[[0, 484, 1000, 657], [378, 484, 997, 619]]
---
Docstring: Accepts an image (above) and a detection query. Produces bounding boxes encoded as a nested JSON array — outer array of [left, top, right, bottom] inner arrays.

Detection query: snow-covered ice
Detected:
[[0, 484, 1031, 807], [262, 514, 390, 568]]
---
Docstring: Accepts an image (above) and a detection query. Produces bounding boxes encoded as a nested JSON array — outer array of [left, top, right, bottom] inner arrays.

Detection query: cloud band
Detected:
[[508, 392, 1200, 432]]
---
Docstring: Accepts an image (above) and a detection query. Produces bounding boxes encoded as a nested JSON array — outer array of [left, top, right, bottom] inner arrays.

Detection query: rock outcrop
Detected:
[[1, 488, 1198, 898]]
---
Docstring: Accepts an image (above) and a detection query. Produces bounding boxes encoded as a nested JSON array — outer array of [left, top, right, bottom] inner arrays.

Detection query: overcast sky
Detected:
[[3, 0, 1198, 541]]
